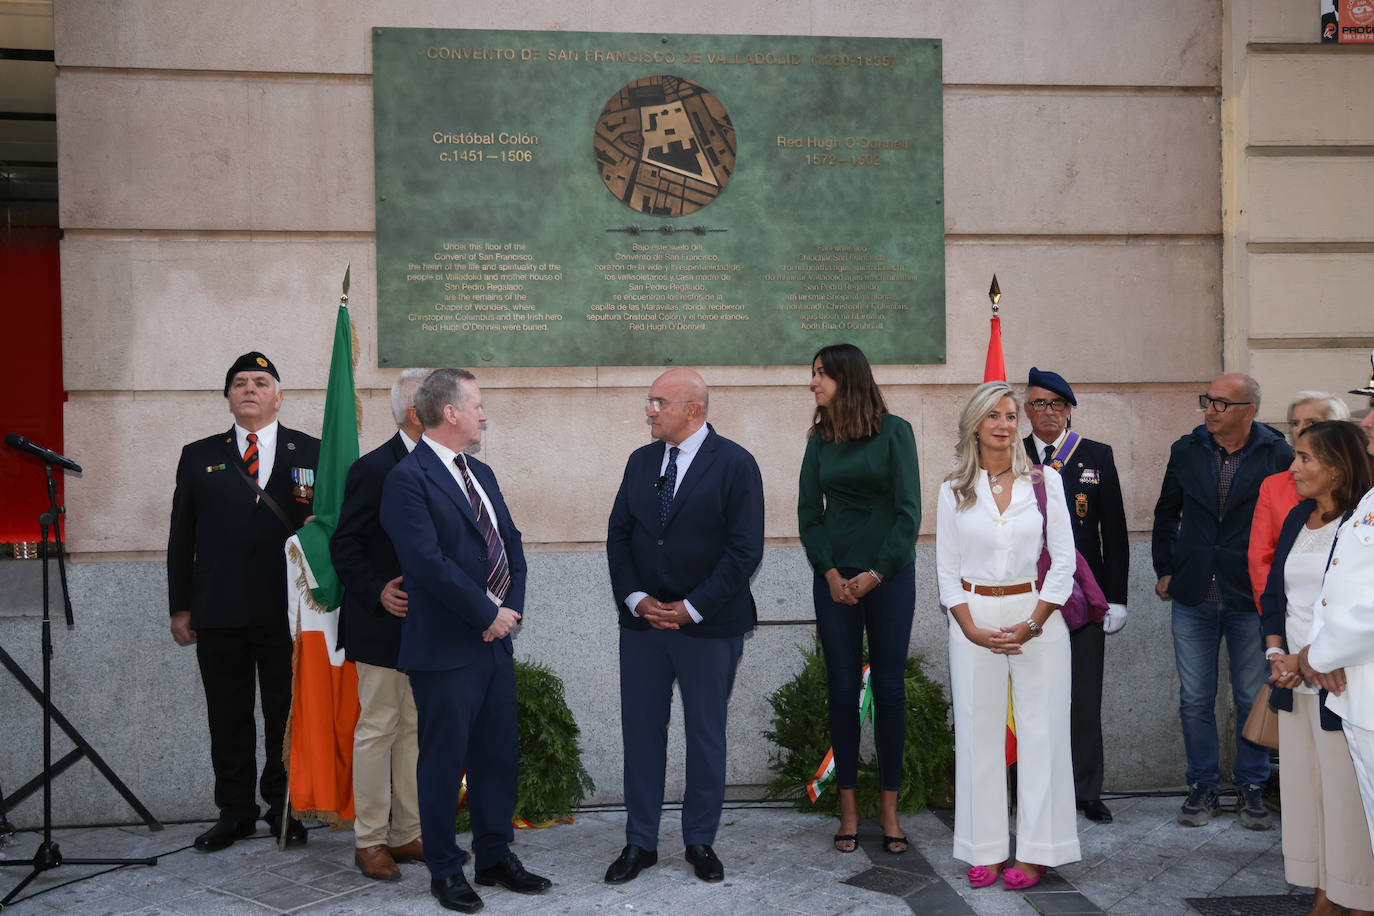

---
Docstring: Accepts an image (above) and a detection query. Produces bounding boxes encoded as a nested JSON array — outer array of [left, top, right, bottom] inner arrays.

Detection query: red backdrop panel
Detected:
[[1, 248, 65, 543]]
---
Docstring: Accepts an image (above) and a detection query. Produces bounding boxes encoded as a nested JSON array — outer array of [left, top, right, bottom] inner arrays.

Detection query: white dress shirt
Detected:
[[234, 419, 278, 487], [626, 422, 711, 624], [420, 434, 505, 607], [936, 467, 1076, 609]]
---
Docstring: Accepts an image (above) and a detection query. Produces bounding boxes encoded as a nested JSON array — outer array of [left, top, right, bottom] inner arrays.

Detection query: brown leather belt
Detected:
[[961, 579, 1034, 598]]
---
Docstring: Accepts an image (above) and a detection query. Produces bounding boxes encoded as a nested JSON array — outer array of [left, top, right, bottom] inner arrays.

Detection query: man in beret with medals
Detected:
[[1023, 367, 1129, 825], [167, 351, 320, 851]]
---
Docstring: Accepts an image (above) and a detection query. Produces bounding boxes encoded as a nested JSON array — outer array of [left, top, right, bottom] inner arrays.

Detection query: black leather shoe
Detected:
[[193, 815, 256, 852], [264, 813, 309, 846], [604, 844, 657, 884], [1078, 799, 1113, 823], [684, 844, 724, 882], [431, 872, 483, 913], [474, 852, 551, 893]]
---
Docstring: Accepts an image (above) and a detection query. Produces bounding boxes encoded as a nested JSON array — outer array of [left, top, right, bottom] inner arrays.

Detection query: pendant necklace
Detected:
[[987, 466, 1013, 495]]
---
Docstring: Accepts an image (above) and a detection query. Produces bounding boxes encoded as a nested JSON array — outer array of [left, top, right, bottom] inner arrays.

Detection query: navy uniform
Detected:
[[1024, 367, 1128, 823], [167, 351, 319, 850]]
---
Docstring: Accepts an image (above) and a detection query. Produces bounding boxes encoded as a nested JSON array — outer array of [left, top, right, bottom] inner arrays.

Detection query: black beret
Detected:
[[223, 351, 280, 397], [1027, 367, 1077, 407]]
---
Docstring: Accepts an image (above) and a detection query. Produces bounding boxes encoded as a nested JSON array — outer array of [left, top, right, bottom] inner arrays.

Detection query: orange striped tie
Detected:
[[244, 432, 259, 480]]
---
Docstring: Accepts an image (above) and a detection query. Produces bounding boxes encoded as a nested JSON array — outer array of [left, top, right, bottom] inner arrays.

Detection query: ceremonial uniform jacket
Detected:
[[167, 425, 320, 629], [1024, 434, 1129, 605], [1307, 488, 1374, 731]]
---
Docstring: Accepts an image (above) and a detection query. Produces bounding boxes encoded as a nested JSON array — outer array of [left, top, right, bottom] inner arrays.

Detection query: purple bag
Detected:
[[1032, 470, 1109, 631]]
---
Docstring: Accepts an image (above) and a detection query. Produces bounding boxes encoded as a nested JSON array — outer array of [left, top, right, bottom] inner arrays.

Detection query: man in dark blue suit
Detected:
[[604, 368, 764, 885], [329, 368, 430, 880], [379, 368, 550, 913]]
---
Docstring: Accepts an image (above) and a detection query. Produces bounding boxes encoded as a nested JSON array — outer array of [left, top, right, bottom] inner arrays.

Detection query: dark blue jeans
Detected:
[[1171, 598, 1271, 788], [813, 563, 916, 791]]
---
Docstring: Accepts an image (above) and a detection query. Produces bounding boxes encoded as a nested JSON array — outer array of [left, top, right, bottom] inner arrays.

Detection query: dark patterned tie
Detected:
[[1043, 444, 1053, 465], [244, 432, 260, 480], [455, 455, 510, 603], [659, 446, 679, 527]]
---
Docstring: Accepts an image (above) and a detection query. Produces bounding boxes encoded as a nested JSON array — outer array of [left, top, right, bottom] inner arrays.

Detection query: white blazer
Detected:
[[1308, 488, 1374, 730]]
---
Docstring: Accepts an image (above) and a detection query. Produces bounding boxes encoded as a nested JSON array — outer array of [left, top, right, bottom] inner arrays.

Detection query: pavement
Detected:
[[0, 792, 1316, 915]]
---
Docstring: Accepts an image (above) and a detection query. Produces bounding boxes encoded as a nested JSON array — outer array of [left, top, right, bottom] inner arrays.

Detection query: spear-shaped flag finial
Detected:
[[988, 274, 1001, 313]]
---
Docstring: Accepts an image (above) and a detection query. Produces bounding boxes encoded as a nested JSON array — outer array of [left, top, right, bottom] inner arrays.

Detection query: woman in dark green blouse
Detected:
[[798, 343, 921, 855]]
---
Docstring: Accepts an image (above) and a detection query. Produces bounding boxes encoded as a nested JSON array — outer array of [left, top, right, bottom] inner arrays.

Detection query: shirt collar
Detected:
[[1031, 429, 1067, 456], [667, 422, 709, 459], [235, 419, 278, 451], [399, 428, 418, 452], [421, 433, 460, 467]]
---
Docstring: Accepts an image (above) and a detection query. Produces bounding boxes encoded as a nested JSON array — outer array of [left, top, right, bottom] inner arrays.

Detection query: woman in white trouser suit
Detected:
[[936, 382, 1081, 890]]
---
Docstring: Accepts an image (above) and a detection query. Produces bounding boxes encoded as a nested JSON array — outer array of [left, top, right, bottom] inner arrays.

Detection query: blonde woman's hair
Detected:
[[944, 381, 1036, 510]]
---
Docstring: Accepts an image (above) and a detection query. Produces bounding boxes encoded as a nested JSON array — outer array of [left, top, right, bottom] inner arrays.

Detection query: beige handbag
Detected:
[[1242, 684, 1280, 750]]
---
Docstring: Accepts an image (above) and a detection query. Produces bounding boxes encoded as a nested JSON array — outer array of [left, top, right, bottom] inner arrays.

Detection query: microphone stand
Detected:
[[1, 461, 161, 907]]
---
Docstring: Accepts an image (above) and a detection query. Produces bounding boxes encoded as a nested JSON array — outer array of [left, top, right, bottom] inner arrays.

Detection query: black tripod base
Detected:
[[0, 839, 158, 906]]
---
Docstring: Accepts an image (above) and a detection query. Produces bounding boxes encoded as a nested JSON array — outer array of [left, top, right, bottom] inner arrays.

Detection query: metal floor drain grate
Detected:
[[1185, 894, 1314, 915]]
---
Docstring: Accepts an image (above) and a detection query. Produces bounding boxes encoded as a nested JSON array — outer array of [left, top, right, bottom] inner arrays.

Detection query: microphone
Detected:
[[654, 475, 666, 490], [4, 433, 82, 473]]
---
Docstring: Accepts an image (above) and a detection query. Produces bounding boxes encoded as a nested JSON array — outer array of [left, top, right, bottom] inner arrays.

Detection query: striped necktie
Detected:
[[455, 455, 510, 603], [244, 432, 260, 481]]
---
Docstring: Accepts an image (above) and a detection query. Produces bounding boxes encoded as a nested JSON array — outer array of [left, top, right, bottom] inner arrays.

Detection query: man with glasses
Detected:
[[1152, 373, 1293, 829], [1023, 368, 1128, 825], [604, 368, 764, 886]]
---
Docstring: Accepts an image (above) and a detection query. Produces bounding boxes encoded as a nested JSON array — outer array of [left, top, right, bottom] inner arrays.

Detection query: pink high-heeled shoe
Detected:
[[966, 865, 1000, 888], [1002, 864, 1045, 890]]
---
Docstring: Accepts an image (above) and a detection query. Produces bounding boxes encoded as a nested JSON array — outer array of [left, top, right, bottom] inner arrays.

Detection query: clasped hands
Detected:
[[824, 569, 879, 607], [966, 623, 1031, 655], [1270, 645, 1347, 695], [635, 596, 692, 630], [483, 605, 521, 642]]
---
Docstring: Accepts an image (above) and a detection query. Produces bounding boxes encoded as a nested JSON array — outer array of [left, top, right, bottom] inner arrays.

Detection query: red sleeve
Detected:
[[1247, 473, 1292, 614]]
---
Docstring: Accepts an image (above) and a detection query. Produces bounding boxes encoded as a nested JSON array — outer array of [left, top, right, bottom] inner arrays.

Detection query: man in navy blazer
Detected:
[[379, 368, 550, 913], [1152, 373, 1293, 831], [329, 368, 430, 880], [604, 368, 764, 886]]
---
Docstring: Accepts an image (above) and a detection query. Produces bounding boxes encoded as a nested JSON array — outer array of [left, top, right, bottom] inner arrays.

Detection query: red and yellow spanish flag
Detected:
[[284, 270, 362, 827], [984, 275, 1015, 765]]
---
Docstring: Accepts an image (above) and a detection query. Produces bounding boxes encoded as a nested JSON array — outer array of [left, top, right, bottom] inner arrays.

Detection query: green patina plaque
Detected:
[[373, 28, 944, 367]]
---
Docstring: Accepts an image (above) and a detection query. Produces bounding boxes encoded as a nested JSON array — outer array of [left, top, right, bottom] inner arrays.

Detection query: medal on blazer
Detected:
[[1075, 492, 1089, 518], [292, 467, 315, 502]]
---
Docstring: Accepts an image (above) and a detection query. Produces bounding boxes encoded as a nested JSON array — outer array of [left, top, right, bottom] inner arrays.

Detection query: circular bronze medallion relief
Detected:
[[595, 75, 736, 217]]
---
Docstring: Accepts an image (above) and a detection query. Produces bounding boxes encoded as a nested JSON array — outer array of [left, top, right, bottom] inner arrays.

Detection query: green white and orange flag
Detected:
[[284, 265, 362, 828]]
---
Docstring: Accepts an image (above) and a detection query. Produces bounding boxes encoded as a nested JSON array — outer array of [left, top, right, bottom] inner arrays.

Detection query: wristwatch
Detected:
[[1025, 619, 1043, 638]]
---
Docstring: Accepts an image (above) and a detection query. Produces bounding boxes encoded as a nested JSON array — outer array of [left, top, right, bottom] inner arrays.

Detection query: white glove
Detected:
[[1103, 603, 1127, 635]]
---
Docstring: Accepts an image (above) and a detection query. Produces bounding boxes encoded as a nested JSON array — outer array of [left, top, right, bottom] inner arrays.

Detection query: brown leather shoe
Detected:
[[355, 844, 401, 881], [387, 836, 424, 864]]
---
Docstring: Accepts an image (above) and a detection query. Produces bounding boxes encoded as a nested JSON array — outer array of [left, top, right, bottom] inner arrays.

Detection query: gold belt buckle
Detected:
[[988, 585, 1006, 597]]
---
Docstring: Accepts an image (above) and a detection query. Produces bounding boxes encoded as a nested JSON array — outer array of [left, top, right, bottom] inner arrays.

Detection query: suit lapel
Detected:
[[663, 427, 718, 528], [416, 441, 481, 535]]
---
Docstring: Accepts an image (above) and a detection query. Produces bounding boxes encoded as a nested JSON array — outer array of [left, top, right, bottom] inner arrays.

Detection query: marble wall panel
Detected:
[[55, 1, 1220, 87], [57, 72, 374, 232], [1248, 253, 1374, 339], [1247, 157, 1374, 243], [944, 92, 1221, 236], [1249, 54, 1374, 145], [1248, 348, 1373, 425]]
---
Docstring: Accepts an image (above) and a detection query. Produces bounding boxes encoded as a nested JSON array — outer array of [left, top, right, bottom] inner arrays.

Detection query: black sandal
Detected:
[[882, 835, 909, 855], [833, 833, 857, 853]]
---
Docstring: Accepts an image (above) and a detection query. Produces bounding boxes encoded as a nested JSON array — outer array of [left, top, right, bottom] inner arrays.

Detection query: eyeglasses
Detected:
[[1198, 395, 1253, 413], [1026, 398, 1070, 412], [644, 397, 692, 412]]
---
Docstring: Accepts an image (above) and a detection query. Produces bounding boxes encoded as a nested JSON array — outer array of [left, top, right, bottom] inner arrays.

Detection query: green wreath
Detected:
[[455, 659, 595, 831], [765, 638, 954, 816]]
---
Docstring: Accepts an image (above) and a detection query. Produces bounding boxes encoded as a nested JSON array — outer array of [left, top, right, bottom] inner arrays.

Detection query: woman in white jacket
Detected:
[[1302, 370, 1374, 849], [936, 381, 1081, 891]]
